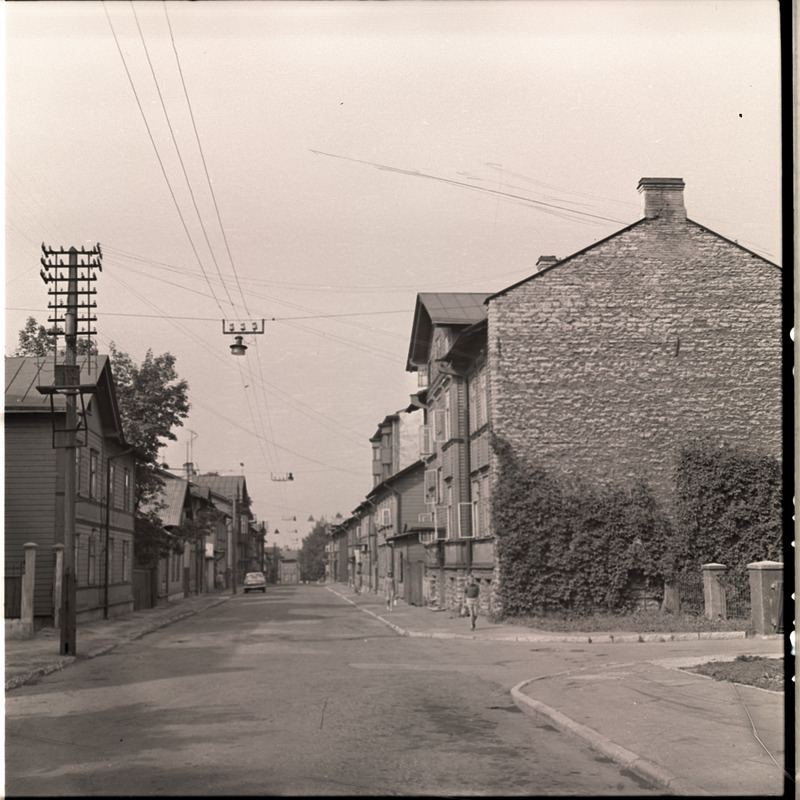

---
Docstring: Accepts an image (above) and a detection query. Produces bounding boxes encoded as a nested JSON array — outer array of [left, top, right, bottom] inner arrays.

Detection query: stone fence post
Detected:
[[702, 563, 727, 620], [18, 543, 38, 638], [52, 543, 64, 629], [748, 561, 784, 635]]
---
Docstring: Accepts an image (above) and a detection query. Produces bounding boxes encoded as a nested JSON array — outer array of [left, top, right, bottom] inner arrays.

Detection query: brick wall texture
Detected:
[[487, 215, 782, 518]]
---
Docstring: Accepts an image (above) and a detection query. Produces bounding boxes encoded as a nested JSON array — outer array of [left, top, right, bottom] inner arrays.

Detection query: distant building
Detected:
[[190, 472, 253, 587], [278, 550, 300, 584]]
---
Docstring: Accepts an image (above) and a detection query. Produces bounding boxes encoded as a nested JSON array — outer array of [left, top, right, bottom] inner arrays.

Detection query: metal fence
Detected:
[[676, 569, 704, 615], [718, 568, 751, 619], [4, 561, 25, 619]]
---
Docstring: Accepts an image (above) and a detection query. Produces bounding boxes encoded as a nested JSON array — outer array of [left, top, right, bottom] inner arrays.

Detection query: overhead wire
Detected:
[[161, 0, 251, 317], [102, 243, 533, 293], [310, 149, 631, 226], [101, 0, 225, 316], [128, 0, 236, 314], [126, 2, 296, 509], [101, 269, 368, 444]]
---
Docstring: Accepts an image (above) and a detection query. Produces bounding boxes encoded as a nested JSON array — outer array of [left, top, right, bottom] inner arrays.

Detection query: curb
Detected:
[[5, 657, 76, 692], [5, 596, 232, 691], [510, 679, 710, 796], [325, 587, 749, 644]]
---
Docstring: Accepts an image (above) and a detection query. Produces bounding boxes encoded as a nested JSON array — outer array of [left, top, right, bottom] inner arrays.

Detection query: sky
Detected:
[[4, 0, 782, 551]]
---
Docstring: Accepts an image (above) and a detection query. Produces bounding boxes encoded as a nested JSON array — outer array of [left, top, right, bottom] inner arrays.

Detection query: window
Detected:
[[122, 540, 129, 582], [381, 508, 392, 526], [471, 474, 490, 537], [108, 463, 116, 508], [432, 407, 450, 443], [478, 370, 488, 427], [447, 486, 454, 540], [73, 532, 81, 585], [89, 450, 99, 499], [458, 503, 473, 538], [75, 450, 82, 495], [419, 425, 432, 457], [109, 538, 115, 583], [417, 366, 429, 388], [434, 505, 448, 540], [88, 533, 97, 585], [424, 469, 438, 504], [123, 469, 131, 511]]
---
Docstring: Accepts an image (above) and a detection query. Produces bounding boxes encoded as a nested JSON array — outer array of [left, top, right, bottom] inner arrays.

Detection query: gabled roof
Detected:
[[143, 473, 190, 529], [486, 217, 779, 303], [446, 318, 488, 371], [5, 354, 128, 444], [406, 292, 490, 370], [191, 474, 249, 504], [367, 459, 424, 501]]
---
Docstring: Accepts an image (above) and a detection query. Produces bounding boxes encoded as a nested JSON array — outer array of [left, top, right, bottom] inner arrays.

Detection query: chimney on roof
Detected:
[[535, 255, 559, 272], [637, 177, 686, 221], [183, 461, 195, 479]]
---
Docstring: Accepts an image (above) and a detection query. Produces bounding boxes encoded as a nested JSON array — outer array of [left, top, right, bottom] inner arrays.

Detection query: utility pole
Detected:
[[38, 243, 102, 656], [230, 491, 237, 594]]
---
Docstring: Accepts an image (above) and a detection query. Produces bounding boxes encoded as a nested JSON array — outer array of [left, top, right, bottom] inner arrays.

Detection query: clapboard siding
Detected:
[[4, 414, 58, 617]]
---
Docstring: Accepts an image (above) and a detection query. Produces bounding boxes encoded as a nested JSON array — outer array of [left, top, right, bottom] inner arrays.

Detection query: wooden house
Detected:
[[5, 355, 137, 626]]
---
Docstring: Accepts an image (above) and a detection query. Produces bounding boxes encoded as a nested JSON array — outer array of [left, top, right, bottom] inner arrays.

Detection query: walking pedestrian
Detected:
[[355, 561, 362, 595], [464, 574, 479, 630], [385, 571, 396, 611]]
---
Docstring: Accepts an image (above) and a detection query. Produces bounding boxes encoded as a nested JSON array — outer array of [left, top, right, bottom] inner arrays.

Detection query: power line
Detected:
[[162, 0, 251, 317], [101, 0, 225, 315], [129, 0, 235, 312], [310, 149, 631, 226], [100, 271, 370, 445]]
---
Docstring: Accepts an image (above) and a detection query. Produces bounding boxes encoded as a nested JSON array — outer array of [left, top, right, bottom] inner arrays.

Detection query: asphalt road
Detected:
[[6, 585, 663, 796]]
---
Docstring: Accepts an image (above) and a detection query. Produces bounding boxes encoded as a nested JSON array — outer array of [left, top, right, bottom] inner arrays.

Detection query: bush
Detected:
[[491, 436, 782, 620]]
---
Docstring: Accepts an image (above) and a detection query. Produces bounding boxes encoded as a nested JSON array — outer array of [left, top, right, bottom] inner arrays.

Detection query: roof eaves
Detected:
[[684, 218, 781, 269]]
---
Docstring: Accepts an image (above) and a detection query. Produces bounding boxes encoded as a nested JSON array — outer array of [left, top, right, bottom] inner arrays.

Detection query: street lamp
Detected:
[[222, 319, 265, 356], [229, 336, 247, 356]]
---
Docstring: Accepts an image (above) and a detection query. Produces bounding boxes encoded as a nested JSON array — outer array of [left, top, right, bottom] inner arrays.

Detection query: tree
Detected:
[[106, 343, 190, 563], [15, 317, 53, 357], [298, 519, 330, 582], [14, 315, 96, 357]]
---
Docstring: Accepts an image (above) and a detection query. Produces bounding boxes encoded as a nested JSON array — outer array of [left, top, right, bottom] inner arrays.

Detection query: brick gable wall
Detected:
[[487, 217, 782, 516]]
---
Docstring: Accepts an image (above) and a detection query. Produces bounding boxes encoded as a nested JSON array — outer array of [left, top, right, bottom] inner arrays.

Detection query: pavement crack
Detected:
[[320, 697, 328, 730]]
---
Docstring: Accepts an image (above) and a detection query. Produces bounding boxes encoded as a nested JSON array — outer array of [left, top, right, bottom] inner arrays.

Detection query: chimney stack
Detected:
[[535, 255, 559, 272], [637, 177, 686, 221]]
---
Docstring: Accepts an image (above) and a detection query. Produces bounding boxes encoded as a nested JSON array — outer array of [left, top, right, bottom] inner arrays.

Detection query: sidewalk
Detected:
[[328, 584, 787, 796], [4, 592, 232, 691]]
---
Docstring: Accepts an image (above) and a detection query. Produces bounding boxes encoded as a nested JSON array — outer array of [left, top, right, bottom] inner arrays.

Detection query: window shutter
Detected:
[[432, 409, 446, 442]]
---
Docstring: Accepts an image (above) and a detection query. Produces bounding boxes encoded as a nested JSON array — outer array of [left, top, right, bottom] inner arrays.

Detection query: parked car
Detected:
[[243, 572, 267, 593]]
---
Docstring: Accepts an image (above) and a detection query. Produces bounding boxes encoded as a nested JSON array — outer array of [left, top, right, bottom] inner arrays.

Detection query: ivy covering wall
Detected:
[[672, 439, 783, 576], [491, 436, 782, 618]]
